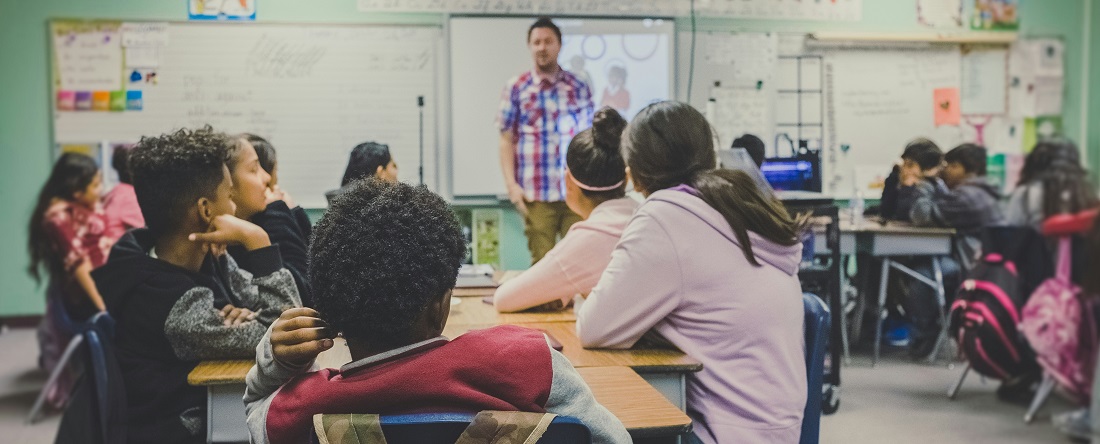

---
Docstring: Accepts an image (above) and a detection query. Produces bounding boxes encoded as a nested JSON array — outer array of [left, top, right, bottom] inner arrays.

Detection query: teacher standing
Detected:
[[498, 17, 594, 264]]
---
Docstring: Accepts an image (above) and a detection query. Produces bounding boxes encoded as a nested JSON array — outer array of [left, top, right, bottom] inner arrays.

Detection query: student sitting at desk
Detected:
[[879, 138, 944, 220], [895, 143, 1005, 357], [576, 101, 807, 444], [93, 128, 301, 444], [494, 108, 639, 313], [244, 179, 630, 444], [324, 141, 398, 204], [225, 134, 314, 306], [1005, 139, 1098, 229]]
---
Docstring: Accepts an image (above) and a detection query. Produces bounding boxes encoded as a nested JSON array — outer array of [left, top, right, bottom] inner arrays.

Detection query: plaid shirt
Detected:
[[498, 67, 593, 202]]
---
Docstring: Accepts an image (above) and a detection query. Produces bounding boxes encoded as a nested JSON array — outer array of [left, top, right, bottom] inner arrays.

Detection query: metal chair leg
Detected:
[[927, 257, 949, 364], [27, 335, 84, 424], [947, 363, 970, 400], [873, 258, 892, 367], [1024, 374, 1056, 424]]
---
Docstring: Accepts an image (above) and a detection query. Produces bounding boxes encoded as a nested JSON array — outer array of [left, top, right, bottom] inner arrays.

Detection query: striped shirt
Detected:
[[498, 67, 594, 202]]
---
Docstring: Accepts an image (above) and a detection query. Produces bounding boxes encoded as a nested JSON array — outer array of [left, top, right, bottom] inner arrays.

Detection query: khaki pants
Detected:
[[524, 200, 582, 264]]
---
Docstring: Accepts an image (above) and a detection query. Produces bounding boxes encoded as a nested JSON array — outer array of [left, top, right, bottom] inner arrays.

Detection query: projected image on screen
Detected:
[[558, 20, 671, 120], [449, 17, 674, 197]]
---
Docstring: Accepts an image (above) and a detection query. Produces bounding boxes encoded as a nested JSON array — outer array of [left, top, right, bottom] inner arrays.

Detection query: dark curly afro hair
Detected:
[[310, 179, 466, 347], [129, 126, 233, 237]]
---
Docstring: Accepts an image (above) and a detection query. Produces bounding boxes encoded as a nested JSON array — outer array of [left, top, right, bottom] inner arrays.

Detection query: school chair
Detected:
[[45, 312, 127, 444], [312, 412, 591, 444], [801, 293, 831, 444]]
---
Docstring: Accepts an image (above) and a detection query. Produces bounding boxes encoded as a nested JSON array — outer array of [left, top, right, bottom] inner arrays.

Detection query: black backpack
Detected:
[[948, 253, 1040, 380]]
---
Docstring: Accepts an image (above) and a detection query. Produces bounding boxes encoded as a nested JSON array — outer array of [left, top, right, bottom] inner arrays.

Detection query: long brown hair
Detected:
[[28, 153, 100, 283], [623, 101, 801, 266], [1018, 140, 1098, 219]]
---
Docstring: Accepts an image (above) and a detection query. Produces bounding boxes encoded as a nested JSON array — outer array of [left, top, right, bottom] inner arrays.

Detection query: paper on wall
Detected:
[[960, 47, 1007, 115], [703, 33, 778, 84], [711, 86, 774, 152], [1034, 76, 1064, 116], [917, 0, 963, 28], [120, 22, 169, 47], [54, 27, 124, 91], [125, 46, 161, 68]]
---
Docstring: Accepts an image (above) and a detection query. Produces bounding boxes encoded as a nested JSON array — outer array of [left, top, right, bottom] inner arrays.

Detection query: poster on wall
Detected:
[[917, 0, 963, 28], [971, 0, 1019, 30], [189, 0, 257, 21]]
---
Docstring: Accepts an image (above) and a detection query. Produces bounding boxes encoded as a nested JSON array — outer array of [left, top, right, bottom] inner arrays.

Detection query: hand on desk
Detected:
[[220, 304, 257, 326], [271, 307, 335, 367]]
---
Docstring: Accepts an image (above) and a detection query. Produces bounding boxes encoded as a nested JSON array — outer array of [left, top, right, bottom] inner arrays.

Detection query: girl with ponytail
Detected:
[[576, 101, 807, 443], [494, 107, 640, 313]]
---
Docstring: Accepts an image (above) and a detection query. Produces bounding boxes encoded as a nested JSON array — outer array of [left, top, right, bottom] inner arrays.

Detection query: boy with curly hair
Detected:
[[93, 127, 301, 443], [243, 179, 629, 444]]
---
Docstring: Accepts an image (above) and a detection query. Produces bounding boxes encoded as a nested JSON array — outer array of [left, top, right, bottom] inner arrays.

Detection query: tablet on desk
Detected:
[[455, 274, 498, 288]]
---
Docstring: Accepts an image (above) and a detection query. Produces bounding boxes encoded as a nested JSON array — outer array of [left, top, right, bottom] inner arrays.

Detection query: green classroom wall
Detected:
[[0, 0, 1094, 316]]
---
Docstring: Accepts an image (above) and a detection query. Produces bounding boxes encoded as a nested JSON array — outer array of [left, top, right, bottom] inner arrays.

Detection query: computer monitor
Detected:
[[761, 154, 821, 192]]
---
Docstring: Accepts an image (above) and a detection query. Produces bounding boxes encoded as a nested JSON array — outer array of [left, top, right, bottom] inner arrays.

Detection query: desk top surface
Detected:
[[448, 296, 577, 325], [188, 357, 691, 436], [840, 217, 956, 235]]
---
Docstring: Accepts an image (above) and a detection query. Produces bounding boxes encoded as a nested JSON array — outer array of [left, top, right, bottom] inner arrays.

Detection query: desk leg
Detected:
[[873, 258, 891, 367], [207, 383, 249, 443], [926, 256, 949, 364]]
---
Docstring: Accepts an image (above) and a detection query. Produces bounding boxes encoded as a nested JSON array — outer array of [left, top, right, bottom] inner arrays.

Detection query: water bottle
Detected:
[[851, 190, 865, 228]]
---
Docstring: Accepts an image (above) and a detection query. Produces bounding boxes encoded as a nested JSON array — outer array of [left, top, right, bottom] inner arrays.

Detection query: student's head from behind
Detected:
[[111, 145, 136, 185], [310, 179, 466, 352], [1019, 139, 1098, 217], [942, 144, 987, 189], [243, 133, 278, 185], [731, 134, 766, 168], [901, 138, 944, 177], [129, 127, 236, 239], [341, 142, 397, 187], [27, 153, 102, 282], [225, 138, 273, 220], [565, 107, 628, 216], [527, 17, 562, 73], [623, 101, 800, 266]]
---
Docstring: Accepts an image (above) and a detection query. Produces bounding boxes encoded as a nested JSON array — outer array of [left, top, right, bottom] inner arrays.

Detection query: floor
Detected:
[[0, 327, 1079, 443]]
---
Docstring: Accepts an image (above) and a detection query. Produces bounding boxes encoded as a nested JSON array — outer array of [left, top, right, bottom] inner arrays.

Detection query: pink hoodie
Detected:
[[102, 183, 144, 242], [494, 197, 639, 313], [577, 188, 806, 444]]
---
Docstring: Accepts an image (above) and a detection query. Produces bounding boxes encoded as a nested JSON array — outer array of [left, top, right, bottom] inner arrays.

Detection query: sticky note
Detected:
[[75, 91, 93, 110], [109, 91, 126, 111], [57, 91, 75, 111], [126, 90, 143, 111], [92, 91, 111, 111], [933, 87, 960, 126]]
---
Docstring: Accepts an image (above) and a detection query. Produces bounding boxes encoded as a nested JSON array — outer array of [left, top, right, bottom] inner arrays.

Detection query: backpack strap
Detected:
[[1056, 236, 1072, 281], [455, 411, 558, 444], [313, 414, 386, 444]]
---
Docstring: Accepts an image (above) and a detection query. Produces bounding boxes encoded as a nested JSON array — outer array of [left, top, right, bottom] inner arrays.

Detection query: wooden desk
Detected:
[[189, 342, 692, 443], [447, 296, 576, 325]]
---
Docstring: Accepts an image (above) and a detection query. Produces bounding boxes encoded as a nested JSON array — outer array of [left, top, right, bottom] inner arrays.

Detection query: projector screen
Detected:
[[450, 16, 674, 197]]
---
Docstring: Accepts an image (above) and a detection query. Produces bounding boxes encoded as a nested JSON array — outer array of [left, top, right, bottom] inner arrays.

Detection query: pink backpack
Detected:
[[1019, 237, 1099, 403]]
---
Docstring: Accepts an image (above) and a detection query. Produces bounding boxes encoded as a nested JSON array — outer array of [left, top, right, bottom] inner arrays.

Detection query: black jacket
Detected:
[[92, 229, 300, 444], [229, 201, 314, 306]]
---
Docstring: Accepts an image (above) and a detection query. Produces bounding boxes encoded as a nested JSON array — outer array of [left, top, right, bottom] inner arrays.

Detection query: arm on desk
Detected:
[[544, 349, 631, 444], [576, 213, 680, 349], [494, 230, 595, 313]]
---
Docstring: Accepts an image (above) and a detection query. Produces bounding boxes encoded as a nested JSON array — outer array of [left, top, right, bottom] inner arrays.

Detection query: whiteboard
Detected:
[[824, 48, 964, 197], [52, 22, 441, 208], [449, 17, 674, 197]]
